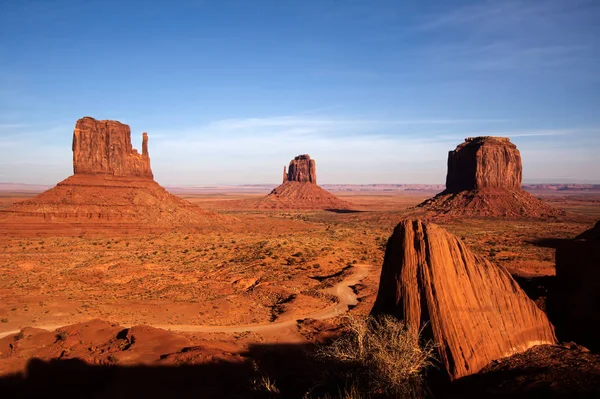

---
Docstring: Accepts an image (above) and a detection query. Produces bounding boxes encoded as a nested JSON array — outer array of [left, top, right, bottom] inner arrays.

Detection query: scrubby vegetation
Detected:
[[314, 315, 435, 398]]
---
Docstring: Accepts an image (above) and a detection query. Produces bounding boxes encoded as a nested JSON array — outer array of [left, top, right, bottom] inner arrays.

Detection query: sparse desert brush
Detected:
[[315, 314, 435, 398], [305, 384, 366, 399]]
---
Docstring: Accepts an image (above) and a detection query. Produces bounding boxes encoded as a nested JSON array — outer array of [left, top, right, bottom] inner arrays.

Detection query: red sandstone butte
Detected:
[[73, 116, 153, 178], [446, 136, 521, 192], [418, 136, 561, 218], [0, 117, 219, 234], [371, 219, 556, 380], [286, 154, 317, 184], [249, 154, 352, 210]]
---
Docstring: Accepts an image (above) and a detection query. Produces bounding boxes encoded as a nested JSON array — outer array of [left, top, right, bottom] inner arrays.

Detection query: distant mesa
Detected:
[[72, 117, 153, 178], [251, 154, 354, 210], [371, 219, 556, 380], [0, 117, 218, 235], [417, 136, 562, 218], [548, 221, 600, 351]]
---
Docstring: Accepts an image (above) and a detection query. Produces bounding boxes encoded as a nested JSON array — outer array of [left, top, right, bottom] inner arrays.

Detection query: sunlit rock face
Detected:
[[445, 136, 522, 192], [72, 116, 153, 178], [371, 219, 557, 380]]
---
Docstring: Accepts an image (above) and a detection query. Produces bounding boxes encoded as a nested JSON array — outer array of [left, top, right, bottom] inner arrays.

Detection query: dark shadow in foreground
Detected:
[[1, 342, 599, 399]]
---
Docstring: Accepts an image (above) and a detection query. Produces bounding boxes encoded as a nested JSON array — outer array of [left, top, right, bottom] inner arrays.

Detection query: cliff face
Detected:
[[72, 117, 153, 178], [549, 221, 600, 351], [287, 154, 316, 184], [371, 219, 556, 380], [446, 137, 522, 192]]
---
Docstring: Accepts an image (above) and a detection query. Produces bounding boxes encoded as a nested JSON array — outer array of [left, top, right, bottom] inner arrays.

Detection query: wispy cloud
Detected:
[[447, 128, 597, 139], [414, 0, 599, 73], [0, 123, 27, 129], [154, 115, 507, 139]]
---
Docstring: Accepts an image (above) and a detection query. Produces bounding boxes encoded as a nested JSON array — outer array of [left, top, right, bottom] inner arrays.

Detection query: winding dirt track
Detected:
[[0, 264, 370, 339]]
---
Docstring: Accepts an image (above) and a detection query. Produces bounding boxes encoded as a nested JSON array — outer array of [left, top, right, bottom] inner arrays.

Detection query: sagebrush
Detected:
[[315, 314, 435, 398]]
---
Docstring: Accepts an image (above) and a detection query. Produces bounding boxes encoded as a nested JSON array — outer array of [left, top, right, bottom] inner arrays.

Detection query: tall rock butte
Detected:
[[371, 219, 556, 380], [0, 117, 218, 234], [249, 154, 353, 210], [548, 221, 600, 352], [418, 136, 561, 218], [286, 154, 317, 184], [72, 117, 153, 178], [445, 137, 521, 192]]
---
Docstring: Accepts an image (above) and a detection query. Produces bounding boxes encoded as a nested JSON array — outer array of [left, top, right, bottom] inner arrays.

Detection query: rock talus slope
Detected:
[[371, 219, 556, 379]]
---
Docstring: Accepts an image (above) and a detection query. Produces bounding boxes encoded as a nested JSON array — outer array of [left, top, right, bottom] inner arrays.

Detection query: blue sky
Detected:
[[1, 0, 599, 185]]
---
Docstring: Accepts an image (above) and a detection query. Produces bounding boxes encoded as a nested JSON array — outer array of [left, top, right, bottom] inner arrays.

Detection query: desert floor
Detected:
[[0, 187, 599, 396]]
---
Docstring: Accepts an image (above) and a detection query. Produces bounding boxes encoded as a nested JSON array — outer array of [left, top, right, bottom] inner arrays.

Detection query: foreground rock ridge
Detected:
[[418, 136, 561, 218], [371, 219, 556, 380], [73, 116, 153, 178]]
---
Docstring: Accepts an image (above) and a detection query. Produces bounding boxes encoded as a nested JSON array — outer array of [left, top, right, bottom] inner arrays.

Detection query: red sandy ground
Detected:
[[0, 187, 599, 397]]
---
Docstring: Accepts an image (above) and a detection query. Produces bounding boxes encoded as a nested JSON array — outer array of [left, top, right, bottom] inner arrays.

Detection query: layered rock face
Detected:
[[287, 154, 317, 184], [73, 117, 153, 178], [446, 137, 522, 192], [549, 221, 600, 351], [418, 137, 561, 218], [371, 219, 556, 379]]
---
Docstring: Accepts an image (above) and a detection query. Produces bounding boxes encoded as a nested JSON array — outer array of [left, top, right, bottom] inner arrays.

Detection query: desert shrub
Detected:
[[315, 315, 435, 398], [306, 384, 365, 399], [56, 331, 69, 341], [251, 373, 280, 396]]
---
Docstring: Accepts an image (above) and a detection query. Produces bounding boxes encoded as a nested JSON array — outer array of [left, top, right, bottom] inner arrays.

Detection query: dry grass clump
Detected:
[[315, 315, 435, 398]]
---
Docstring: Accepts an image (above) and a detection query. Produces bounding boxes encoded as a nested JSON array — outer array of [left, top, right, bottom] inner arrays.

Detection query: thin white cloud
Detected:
[[0, 124, 27, 129]]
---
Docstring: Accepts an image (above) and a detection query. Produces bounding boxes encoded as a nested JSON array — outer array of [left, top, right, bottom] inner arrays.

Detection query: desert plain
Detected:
[[1, 183, 599, 397]]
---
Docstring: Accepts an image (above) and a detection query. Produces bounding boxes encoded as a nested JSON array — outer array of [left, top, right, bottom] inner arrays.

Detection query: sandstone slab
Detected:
[[371, 219, 556, 379]]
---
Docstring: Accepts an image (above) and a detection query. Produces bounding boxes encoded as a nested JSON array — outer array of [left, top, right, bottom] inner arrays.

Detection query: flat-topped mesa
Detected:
[[287, 154, 317, 184], [72, 117, 153, 178], [446, 136, 521, 192], [371, 219, 556, 380]]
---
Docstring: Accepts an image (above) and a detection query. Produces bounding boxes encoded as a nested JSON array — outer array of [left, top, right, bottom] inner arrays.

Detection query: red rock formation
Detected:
[[549, 221, 600, 351], [0, 117, 223, 233], [247, 154, 353, 210], [418, 137, 561, 218], [446, 137, 522, 192], [371, 219, 556, 380], [72, 117, 153, 178], [287, 154, 317, 184]]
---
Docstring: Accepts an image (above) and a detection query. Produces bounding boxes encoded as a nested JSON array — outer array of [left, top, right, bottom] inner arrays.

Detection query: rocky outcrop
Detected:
[[371, 219, 556, 379], [549, 221, 600, 351], [72, 117, 153, 178], [417, 137, 561, 218], [287, 154, 316, 184], [0, 117, 222, 233], [246, 154, 353, 210], [446, 137, 521, 192]]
